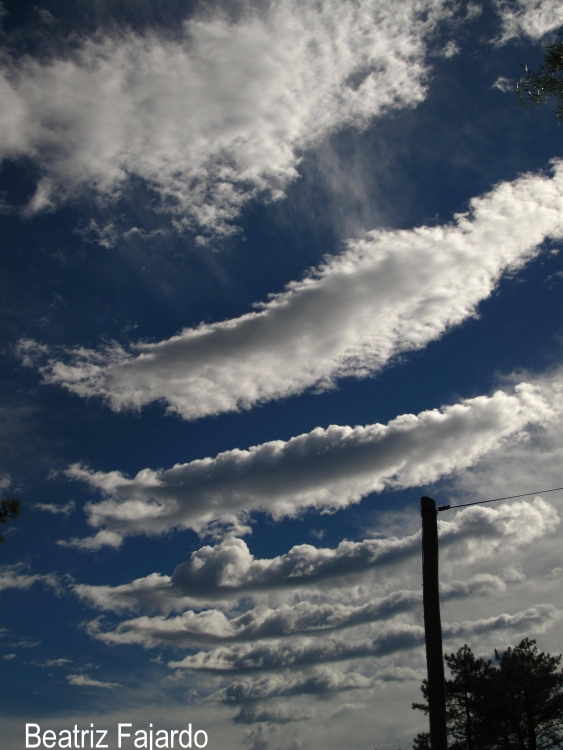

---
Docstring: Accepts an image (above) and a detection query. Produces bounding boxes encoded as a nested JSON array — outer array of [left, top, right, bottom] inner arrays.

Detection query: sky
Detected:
[[3, 0, 563, 748]]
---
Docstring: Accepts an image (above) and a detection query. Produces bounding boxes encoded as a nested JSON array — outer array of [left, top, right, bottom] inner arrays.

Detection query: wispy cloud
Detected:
[[33, 500, 75, 517], [0, 564, 61, 594], [494, 0, 563, 43], [66, 674, 121, 689], [169, 604, 561, 672], [28, 161, 563, 420], [0, 0, 450, 240], [82, 572, 519, 649]]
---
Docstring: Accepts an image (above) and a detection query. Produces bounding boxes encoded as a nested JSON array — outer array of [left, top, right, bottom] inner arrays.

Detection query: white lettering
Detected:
[[135, 730, 148, 749], [26, 724, 41, 749], [95, 730, 108, 749], [44, 730, 57, 749], [178, 726, 192, 749], [194, 732, 207, 749], [155, 730, 169, 749], [59, 730, 72, 749], [170, 730, 179, 748], [119, 724, 132, 748]]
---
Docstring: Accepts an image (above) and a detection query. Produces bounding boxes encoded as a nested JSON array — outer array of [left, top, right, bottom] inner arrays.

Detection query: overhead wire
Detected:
[[436, 485, 563, 512]]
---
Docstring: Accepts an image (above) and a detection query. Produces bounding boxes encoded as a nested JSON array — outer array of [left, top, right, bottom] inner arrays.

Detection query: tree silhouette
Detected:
[[516, 39, 563, 121], [0, 497, 21, 543], [413, 640, 563, 750]]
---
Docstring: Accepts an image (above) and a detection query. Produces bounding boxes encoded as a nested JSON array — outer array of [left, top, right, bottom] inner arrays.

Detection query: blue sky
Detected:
[[3, 1, 563, 748]]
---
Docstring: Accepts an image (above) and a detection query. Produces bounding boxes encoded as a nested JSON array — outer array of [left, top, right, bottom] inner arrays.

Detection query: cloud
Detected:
[[0, 0, 450, 240], [233, 703, 315, 725], [73, 497, 557, 618], [495, 0, 563, 42], [212, 668, 373, 703], [66, 673, 121, 689], [33, 500, 75, 516], [3, 653, 16, 660], [492, 76, 513, 92], [169, 622, 426, 672], [40, 658, 73, 667], [169, 604, 561, 673], [82, 571, 516, 649], [0, 564, 61, 594], [57, 529, 124, 551], [60, 376, 559, 542], [30, 161, 563, 419], [442, 603, 563, 639]]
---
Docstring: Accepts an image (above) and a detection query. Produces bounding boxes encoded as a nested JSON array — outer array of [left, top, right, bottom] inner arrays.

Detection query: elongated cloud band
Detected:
[[169, 604, 561, 671], [74, 498, 556, 614], [83, 572, 517, 649], [0, 0, 448, 238], [62, 378, 558, 544], [28, 161, 563, 419]]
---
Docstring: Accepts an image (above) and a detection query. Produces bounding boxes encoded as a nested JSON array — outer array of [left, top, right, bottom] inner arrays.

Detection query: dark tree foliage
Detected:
[[412, 640, 563, 750], [493, 639, 563, 750], [516, 39, 563, 120], [0, 497, 21, 543]]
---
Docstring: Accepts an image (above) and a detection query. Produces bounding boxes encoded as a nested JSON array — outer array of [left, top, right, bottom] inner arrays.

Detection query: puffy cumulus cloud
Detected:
[[438, 497, 560, 564], [72, 499, 556, 617], [59, 378, 558, 544], [169, 604, 561, 672], [66, 674, 121, 689], [495, 0, 563, 42], [0, 564, 61, 594], [82, 572, 515, 649], [31, 162, 563, 419], [0, 0, 449, 240]]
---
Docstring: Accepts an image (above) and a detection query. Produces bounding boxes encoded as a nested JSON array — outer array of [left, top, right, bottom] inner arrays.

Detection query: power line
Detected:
[[436, 485, 563, 512]]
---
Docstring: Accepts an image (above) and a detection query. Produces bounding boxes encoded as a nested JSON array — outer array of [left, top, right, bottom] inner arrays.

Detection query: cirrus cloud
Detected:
[[0, 0, 451, 240]]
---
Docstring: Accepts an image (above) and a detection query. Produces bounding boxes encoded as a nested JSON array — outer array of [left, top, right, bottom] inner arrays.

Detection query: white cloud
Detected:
[[0, 564, 61, 594], [60, 376, 559, 542], [33, 500, 75, 516], [73, 498, 553, 624], [30, 161, 563, 419], [211, 667, 374, 703], [495, 0, 563, 42], [57, 529, 124, 551], [492, 76, 514, 92], [82, 571, 517, 649], [3, 653, 16, 660], [168, 604, 560, 672], [169, 622, 426, 671], [66, 673, 121, 689], [40, 658, 73, 667], [233, 702, 315, 724], [0, 0, 450, 240]]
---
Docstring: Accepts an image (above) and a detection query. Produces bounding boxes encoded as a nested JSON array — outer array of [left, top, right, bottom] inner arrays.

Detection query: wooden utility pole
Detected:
[[421, 496, 448, 750]]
